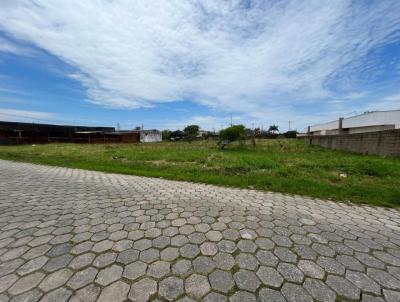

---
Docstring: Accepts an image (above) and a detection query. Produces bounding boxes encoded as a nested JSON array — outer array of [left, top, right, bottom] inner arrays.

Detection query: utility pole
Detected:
[[288, 120, 291, 131], [230, 114, 233, 126]]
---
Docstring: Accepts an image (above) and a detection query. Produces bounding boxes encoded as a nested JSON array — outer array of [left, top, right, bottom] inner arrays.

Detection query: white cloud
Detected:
[[0, 0, 399, 115], [0, 36, 36, 57], [0, 108, 56, 123], [383, 93, 400, 102]]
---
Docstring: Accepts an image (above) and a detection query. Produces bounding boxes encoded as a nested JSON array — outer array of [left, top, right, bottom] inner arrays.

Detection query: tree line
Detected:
[[162, 124, 298, 147]]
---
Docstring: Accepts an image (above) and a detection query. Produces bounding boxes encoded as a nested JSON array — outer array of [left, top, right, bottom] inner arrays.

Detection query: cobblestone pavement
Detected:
[[0, 160, 400, 302]]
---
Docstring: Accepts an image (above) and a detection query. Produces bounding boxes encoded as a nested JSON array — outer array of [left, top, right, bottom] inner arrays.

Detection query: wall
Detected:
[[304, 129, 400, 157], [140, 131, 162, 143]]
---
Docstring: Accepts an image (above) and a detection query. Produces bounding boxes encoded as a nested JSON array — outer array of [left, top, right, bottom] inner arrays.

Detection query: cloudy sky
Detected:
[[0, 0, 399, 131]]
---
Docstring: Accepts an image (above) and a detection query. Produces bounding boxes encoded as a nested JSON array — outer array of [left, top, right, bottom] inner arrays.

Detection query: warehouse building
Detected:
[[306, 110, 400, 136], [0, 121, 140, 144]]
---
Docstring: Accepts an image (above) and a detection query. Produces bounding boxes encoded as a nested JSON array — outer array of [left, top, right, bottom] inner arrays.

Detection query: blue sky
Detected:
[[0, 0, 399, 131]]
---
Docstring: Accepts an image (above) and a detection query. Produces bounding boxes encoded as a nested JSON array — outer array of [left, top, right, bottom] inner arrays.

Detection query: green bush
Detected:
[[219, 125, 246, 145]]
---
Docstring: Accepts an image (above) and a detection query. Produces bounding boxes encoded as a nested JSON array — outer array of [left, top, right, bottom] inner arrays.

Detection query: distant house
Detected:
[[305, 110, 400, 136], [139, 129, 162, 143]]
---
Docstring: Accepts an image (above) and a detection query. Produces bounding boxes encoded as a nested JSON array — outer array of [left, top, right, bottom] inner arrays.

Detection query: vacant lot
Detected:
[[0, 139, 399, 206]]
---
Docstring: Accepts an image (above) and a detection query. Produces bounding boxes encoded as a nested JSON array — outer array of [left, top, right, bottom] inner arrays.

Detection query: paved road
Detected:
[[0, 160, 400, 302]]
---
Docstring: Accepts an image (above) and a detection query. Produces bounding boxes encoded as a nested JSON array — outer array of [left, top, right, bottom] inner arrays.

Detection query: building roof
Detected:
[[309, 109, 400, 132], [0, 121, 115, 133]]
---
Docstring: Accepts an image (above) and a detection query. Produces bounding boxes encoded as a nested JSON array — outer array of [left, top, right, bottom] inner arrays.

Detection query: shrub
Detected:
[[162, 130, 171, 140], [183, 125, 200, 142], [218, 125, 246, 149]]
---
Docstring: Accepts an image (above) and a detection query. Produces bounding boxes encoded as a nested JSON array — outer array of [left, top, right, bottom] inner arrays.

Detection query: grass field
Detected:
[[0, 139, 399, 207]]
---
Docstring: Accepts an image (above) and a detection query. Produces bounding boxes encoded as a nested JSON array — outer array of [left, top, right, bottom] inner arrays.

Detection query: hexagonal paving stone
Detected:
[[367, 268, 400, 290], [384, 289, 400, 302], [129, 277, 157, 302], [93, 252, 117, 268], [217, 240, 237, 254], [229, 291, 257, 302], [258, 288, 286, 302], [303, 278, 336, 302], [147, 261, 171, 279], [16, 256, 48, 276], [116, 248, 139, 265], [326, 275, 361, 300], [67, 267, 98, 290], [134, 239, 152, 251], [277, 262, 304, 284], [92, 240, 113, 253], [180, 244, 200, 259], [213, 252, 235, 270], [69, 284, 100, 302], [317, 256, 345, 275], [43, 254, 73, 272], [123, 261, 147, 281], [256, 266, 283, 289], [69, 253, 95, 270], [159, 276, 184, 301], [209, 269, 235, 293], [206, 231, 223, 242], [40, 287, 72, 302], [172, 259, 193, 277], [4, 153, 400, 302], [200, 242, 218, 256], [235, 253, 259, 270], [97, 281, 129, 302], [233, 270, 260, 292], [185, 274, 211, 299], [345, 270, 381, 295], [204, 292, 228, 302], [95, 264, 123, 286], [281, 282, 313, 302], [193, 256, 216, 274], [139, 248, 160, 263], [160, 247, 179, 261], [297, 260, 325, 279], [39, 268, 73, 292], [8, 272, 45, 296]]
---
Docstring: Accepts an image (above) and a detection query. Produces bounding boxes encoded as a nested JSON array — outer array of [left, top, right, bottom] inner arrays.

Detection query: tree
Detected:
[[268, 124, 279, 134], [218, 125, 246, 149], [183, 125, 200, 142], [283, 130, 298, 138], [162, 130, 171, 140], [170, 130, 184, 140]]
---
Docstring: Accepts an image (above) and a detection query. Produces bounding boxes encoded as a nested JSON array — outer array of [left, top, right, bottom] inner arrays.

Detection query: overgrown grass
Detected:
[[0, 139, 399, 207]]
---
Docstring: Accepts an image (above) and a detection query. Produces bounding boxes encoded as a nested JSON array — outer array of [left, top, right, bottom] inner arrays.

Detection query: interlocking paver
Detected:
[[97, 281, 129, 302], [39, 268, 73, 292], [40, 287, 72, 302], [7, 272, 45, 296], [159, 276, 184, 301], [233, 270, 261, 292], [209, 270, 235, 293], [185, 274, 211, 299], [303, 278, 336, 302], [129, 277, 157, 302], [256, 266, 283, 288], [0, 159, 399, 302]]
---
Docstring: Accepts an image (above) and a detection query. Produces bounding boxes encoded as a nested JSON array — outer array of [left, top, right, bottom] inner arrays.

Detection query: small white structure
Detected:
[[307, 110, 400, 135], [139, 130, 162, 142]]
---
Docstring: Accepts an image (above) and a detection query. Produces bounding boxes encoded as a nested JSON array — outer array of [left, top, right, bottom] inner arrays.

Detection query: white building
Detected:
[[139, 130, 162, 142], [307, 110, 400, 135]]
